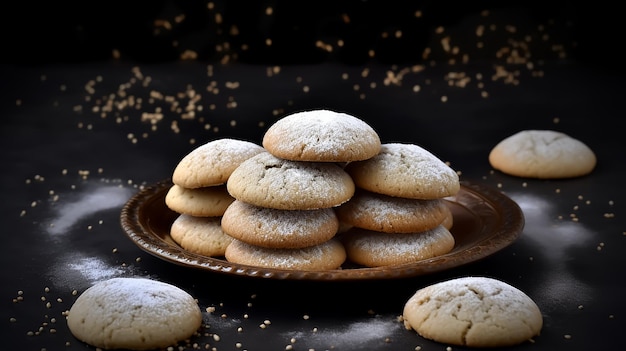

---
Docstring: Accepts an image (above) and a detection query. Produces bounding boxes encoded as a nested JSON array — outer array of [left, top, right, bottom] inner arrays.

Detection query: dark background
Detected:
[[2, 0, 621, 67]]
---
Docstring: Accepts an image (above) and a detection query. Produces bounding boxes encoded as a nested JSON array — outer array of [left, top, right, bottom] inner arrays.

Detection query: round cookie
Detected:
[[335, 189, 449, 233], [165, 184, 234, 217], [67, 277, 202, 350], [172, 138, 265, 188], [341, 225, 455, 267], [345, 143, 460, 200], [225, 238, 346, 271], [227, 152, 355, 210], [488, 129, 596, 179], [221, 200, 339, 249], [262, 109, 381, 162], [441, 203, 454, 230], [170, 214, 233, 256], [402, 276, 543, 347]]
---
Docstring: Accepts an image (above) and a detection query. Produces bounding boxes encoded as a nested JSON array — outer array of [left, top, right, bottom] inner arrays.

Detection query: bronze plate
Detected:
[[120, 180, 524, 280]]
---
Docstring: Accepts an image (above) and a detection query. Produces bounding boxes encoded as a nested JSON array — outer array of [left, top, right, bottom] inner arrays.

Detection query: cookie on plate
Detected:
[[441, 203, 454, 230], [335, 189, 449, 233], [225, 238, 346, 271], [165, 184, 234, 217], [341, 225, 455, 267], [67, 277, 202, 350], [172, 138, 265, 188], [402, 276, 543, 347], [488, 129, 596, 179], [170, 214, 233, 256], [227, 152, 355, 210], [262, 109, 381, 162], [221, 200, 339, 249], [345, 143, 460, 199]]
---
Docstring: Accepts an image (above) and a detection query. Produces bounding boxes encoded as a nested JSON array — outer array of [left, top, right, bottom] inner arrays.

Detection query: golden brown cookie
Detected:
[[221, 200, 339, 249], [403, 276, 543, 347], [165, 184, 234, 217], [170, 214, 233, 257], [341, 225, 455, 267], [345, 143, 460, 199], [227, 152, 355, 210], [172, 138, 265, 188], [67, 278, 202, 350], [441, 203, 454, 230], [262, 109, 381, 162], [334, 189, 449, 233], [488, 129, 596, 179], [224, 238, 346, 271]]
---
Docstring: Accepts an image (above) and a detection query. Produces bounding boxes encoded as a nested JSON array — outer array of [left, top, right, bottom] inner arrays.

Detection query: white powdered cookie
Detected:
[[225, 238, 346, 271], [165, 184, 234, 217], [488, 129, 596, 179], [345, 143, 460, 199], [67, 278, 202, 350], [335, 189, 449, 233], [403, 276, 543, 348], [172, 138, 265, 188], [262, 109, 381, 162], [341, 225, 455, 267], [221, 200, 339, 249], [227, 152, 355, 210], [170, 214, 233, 257]]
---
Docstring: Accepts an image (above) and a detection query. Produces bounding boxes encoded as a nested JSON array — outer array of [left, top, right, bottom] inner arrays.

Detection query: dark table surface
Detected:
[[2, 2, 625, 351]]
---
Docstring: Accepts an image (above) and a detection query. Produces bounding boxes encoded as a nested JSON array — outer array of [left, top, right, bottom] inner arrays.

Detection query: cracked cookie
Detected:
[[226, 152, 355, 210], [340, 224, 455, 267], [262, 109, 381, 162], [402, 276, 543, 347], [172, 138, 265, 188], [67, 277, 202, 350], [221, 200, 339, 249], [225, 237, 346, 271], [489, 129, 596, 179], [345, 143, 460, 200]]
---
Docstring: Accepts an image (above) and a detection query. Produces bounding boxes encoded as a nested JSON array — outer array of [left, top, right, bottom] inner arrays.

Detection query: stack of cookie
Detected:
[[165, 138, 265, 257], [336, 143, 460, 267], [221, 109, 382, 271]]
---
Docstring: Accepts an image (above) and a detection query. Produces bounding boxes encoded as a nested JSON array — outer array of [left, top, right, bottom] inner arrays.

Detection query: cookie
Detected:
[[165, 184, 234, 217], [221, 200, 339, 249], [262, 109, 381, 162], [441, 203, 454, 230], [488, 129, 596, 179], [170, 214, 233, 256], [402, 276, 543, 347], [335, 189, 449, 233], [67, 277, 202, 350], [345, 143, 460, 199], [172, 138, 265, 188], [227, 152, 355, 210], [224, 238, 346, 271], [340, 225, 455, 267]]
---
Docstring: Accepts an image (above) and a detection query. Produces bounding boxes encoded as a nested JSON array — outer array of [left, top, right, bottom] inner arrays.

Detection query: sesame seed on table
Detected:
[[1, 1, 624, 351]]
